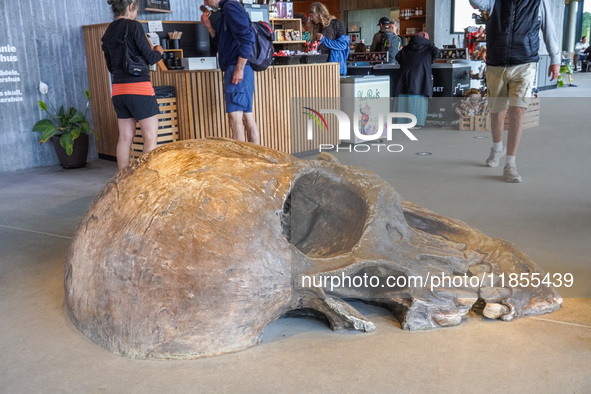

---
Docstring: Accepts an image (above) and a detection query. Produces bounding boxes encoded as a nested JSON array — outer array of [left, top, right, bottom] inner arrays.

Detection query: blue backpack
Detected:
[[223, 12, 274, 72], [248, 21, 274, 71]]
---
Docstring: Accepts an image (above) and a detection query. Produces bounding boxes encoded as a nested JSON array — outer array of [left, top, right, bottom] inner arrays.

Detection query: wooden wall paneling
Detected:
[[181, 72, 194, 140], [340, 0, 400, 11], [293, 0, 340, 17], [289, 66, 298, 153], [191, 73, 201, 139], [279, 68, 288, 152], [200, 70, 224, 139], [266, 68, 277, 150], [288, 66, 297, 152], [253, 72, 265, 147], [263, 69, 274, 150], [83, 24, 119, 158], [276, 69, 282, 152], [210, 72, 220, 138], [168, 74, 181, 139], [262, 68, 274, 151], [196, 72, 207, 139], [264, 71, 274, 150], [183, 72, 194, 140], [195, 72, 206, 139], [292, 66, 303, 153], [173, 73, 185, 140], [279, 67, 289, 152], [202, 72, 214, 139], [216, 72, 230, 139], [268, 70, 278, 150], [190, 73, 201, 140], [211, 72, 222, 139], [256, 72, 264, 147], [265, 71, 274, 150], [294, 65, 306, 154]]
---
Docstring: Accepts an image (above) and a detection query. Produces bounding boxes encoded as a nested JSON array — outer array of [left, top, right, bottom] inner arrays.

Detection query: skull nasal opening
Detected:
[[281, 171, 368, 258]]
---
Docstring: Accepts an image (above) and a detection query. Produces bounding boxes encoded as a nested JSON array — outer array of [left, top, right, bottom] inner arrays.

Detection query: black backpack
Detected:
[[378, 31, 401, 63], [377, 31, 396, 51]]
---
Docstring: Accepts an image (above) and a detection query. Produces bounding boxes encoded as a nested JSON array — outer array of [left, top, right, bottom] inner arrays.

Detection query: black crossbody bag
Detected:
[[123, 20, 148, 76]]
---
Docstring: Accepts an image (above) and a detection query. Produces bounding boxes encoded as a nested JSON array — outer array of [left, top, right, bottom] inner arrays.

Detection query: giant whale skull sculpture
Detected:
[[65, 139, 561, 359]]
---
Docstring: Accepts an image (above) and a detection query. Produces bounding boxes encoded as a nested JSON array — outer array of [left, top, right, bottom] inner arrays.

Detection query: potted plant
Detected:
[[557, 62, 574, 88], [32, 81, 96, 169]]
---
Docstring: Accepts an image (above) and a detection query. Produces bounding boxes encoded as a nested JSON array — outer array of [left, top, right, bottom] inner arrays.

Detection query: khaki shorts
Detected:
[[485, 62, 537, 112]]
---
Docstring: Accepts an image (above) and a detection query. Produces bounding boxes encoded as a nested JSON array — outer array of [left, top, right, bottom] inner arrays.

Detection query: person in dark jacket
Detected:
[[308, 2, 350, 75], [393, 32, 439, 127], [201, 0, 259, 144], [101, 0, 164, 170], [470, 0, 560, 183]]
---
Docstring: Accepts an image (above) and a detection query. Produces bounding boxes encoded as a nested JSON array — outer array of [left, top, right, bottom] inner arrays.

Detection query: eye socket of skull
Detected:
[[281, 171, 368, 258]]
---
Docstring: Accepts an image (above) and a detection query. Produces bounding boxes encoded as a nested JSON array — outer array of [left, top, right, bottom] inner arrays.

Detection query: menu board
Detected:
[[145, 0, 172, 13]]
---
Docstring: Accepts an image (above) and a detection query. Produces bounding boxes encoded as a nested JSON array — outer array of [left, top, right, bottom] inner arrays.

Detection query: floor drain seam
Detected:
[[0, 224, 72, 240], [529, 316, 591, 329]]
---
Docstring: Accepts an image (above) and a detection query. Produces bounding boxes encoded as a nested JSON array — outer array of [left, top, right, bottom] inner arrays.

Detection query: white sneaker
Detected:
[[485, 148, 505, 167], [503, 165, 522, 183]]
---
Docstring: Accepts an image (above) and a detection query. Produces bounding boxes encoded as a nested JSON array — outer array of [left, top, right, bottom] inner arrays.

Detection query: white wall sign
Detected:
[[0, 44, 23, 104], [148, 21, 164, 32]]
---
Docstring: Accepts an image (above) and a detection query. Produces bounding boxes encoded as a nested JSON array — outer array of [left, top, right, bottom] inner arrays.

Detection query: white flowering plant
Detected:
[[33, 81, 96, 156]]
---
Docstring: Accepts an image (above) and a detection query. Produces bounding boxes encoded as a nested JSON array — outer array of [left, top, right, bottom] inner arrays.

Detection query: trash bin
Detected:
[[131, 86, 178, 159]]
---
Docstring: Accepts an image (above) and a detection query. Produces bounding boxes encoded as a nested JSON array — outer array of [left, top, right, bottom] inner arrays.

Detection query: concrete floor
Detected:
[[1, 73, 590, 393]]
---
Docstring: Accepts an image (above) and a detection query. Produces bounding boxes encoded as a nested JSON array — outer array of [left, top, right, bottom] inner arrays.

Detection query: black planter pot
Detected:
[[50, 133, 89, 169]]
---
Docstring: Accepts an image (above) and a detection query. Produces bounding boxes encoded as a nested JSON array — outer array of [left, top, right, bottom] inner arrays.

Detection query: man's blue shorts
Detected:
[[223, 64, 254, 113]]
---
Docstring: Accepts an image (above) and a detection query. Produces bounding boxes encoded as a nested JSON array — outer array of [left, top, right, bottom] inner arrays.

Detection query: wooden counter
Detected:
[[82, 23, 341, 157]]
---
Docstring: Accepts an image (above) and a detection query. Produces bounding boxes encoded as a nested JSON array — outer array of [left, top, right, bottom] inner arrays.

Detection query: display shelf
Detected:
[[400, 0, 426, 38], [164, 49, 183, 59], [271, 18, 302, 22], [347, 52, 388, 65], [273, 40, 306, 45], [347, 28, 361, 46], [271, 18, 303, 45], [437, 47, 469, 61], [402, 15, 425, 20]]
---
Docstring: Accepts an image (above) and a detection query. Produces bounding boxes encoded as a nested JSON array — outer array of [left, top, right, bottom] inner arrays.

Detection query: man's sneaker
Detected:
[[503, 165, 522, 183], [486, 148, 504, 167]]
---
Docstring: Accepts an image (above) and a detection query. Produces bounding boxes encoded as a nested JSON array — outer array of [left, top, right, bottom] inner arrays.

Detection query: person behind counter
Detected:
[[201, 0, 260, 144], [371, 17, 402, 64], [101, 0, 164, 170], [308, 2, 350, 75], [393, 31, 439, 127]]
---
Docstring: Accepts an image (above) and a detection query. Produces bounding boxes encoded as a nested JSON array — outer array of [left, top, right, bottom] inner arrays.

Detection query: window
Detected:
[[451, 0, 480, 34]]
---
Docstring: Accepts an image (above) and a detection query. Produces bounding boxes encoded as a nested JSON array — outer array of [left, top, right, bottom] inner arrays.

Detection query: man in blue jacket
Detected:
[[469, 0, 560, 183], [201, 0, 259, 144]]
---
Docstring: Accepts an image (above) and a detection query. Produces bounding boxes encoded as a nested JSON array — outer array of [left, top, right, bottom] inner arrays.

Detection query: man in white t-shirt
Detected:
[[574, 36, 589, 71]]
